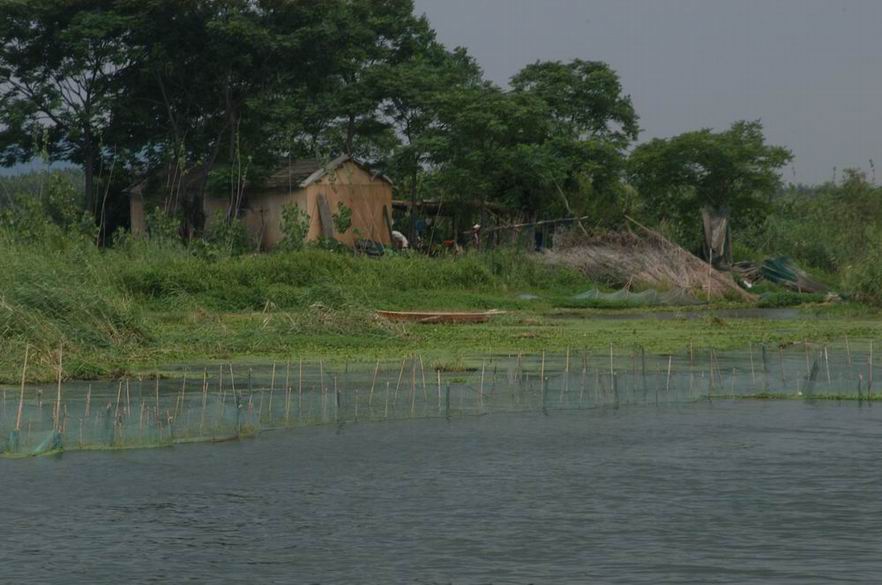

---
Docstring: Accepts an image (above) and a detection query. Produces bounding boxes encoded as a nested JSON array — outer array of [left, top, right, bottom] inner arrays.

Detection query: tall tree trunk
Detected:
[[84, 137, 95, 217], [409, 165, 418, 243], [346, 114, 355, 156]]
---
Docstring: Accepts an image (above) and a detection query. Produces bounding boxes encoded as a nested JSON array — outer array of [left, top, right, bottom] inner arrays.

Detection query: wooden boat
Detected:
[[376, 309, 506, 324]]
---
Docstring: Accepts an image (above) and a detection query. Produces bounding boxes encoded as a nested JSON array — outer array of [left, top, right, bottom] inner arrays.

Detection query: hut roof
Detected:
[[127, 155, 392, 198], [126, 164, 209, 197], [263, 155, 393, 191]]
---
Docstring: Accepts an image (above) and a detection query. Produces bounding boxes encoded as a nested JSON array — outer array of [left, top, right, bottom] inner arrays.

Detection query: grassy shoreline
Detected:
[[3, 240, 880, 384], [4, 300, 882, 384]]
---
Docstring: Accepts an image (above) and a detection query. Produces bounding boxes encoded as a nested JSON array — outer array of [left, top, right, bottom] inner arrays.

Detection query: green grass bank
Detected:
[[4, 237, 882, 384]]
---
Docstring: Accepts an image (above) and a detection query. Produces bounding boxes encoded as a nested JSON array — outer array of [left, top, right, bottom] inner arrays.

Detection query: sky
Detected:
[[413, 0, 882, 184]]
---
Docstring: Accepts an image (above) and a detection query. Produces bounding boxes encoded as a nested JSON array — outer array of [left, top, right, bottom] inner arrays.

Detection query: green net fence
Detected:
[[2, 341, 879, 457], [571, 288, 704, 307]]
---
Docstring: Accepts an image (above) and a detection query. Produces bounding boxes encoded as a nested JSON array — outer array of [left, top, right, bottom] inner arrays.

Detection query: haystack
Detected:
[[545, 224, 755, 302]]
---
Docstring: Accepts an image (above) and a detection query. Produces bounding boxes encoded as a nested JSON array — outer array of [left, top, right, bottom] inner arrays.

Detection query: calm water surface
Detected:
[[3, 401, 881, 584]]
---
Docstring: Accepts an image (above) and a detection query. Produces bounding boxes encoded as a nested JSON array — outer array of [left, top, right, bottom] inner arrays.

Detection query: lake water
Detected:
[[3, 401, 881, 584]]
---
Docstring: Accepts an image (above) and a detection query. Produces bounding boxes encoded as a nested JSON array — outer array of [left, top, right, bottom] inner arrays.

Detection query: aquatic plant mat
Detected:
[[2, 341, 879, 456]]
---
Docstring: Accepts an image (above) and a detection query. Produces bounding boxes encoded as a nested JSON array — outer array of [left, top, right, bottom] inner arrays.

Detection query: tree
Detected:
[[428, 59, 639, 233], [377, 44, 482, 240], [113, 0, 338, 229], [510, 59, 639, 148], [0, 2, 135, 212], [628, 120, 793, 249]]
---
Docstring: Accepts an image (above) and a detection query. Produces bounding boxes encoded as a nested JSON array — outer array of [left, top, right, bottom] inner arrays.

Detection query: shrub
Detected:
[[278, 204, 310, 251]]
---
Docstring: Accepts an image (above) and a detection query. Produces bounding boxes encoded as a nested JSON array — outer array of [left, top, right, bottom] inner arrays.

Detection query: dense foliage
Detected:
[[628, 121, 793, 250], [741, 170, 882, 303], [0, 0, 640, 237]]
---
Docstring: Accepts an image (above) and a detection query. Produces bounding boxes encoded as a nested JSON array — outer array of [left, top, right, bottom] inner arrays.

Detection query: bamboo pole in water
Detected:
[[824, 347, 832, 385], [437, 369, 442, 413], [114, 380, 123, 440], [479, 360, 486, 412], [540, 351, 547, 414], [256, 382, 265, 426], [419, 355, 427, 402], [15, 345, 29, 433], [804, 340, 810, 375], [779, 349, 786, 390], [269, 362, 278, 425], [368, 359, 380, 410], [125, 379, 132, 419], [609, 343, 614, 381], [54, 343, 63, 432], [393, 358, 405, 406], [85, 385, 92, 419], [218, 366, 227, 421], [666, 355, 673, 394], [749, 342, 756, 384], [579, 351, 587, 408], [177, 370, 187, 419], [298, 357, 303, 421], [320, 361, 328, 422], [334, 376, 339, 423], [560, 348, 570, 404], [410, 359, 417, 415], [283, 360, 291, 424], [846, 335, 852, 366], [200, 369, 208, 434], [760, 344, 769, 393]]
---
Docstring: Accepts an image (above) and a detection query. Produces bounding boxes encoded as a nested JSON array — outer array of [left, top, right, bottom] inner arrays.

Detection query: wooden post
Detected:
[[609, 343, 615, 381], [824, 347, 832, 385], [419, 355, 428, 402], [560, 347, 570, 405], [749, 342, 756, 385], [177, 369, 187, 420], [125, 379, 132, 420], [579, 351, 587, 408], [410, 359, 417, 416], [393, 358, 405, 406], [479, 360, 486, 412], [334, 376, 340, 423], [54, 343, 63, 432], [761, 344, 769, 393], [666, 355, 673, 394], [317, 193, 336, 240], [319, 360, 326, 421], [269, 362, 278, 425], [540, 351, 547, 415], [283, 360, 291, 424], [368, 359, 380, 410], [437, 369, 442, 413], [200, 369, 208, 434], [15, 345, 29, 433]]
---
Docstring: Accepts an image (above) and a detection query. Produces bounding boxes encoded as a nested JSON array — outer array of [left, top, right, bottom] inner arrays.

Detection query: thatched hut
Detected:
[[129, 155, 394, 250]]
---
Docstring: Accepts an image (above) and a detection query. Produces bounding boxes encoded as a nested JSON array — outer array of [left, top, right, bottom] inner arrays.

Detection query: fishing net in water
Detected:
[[1, 340, 877, 457], [571, 288, 703, 307]]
